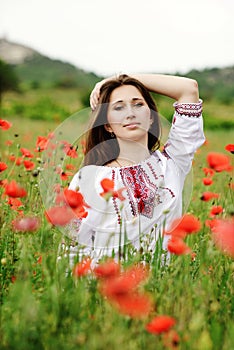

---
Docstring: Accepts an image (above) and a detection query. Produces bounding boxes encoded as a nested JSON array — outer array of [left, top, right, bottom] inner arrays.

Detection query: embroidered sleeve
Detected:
[[173, 99, 203, 118], [162, 99, 205, 174]]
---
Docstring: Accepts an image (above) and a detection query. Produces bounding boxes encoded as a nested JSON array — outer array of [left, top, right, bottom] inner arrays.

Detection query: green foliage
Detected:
[[0, 120, 233, 349], [184, 66, 234, 103], [13, 54, 101, 90], [9, 97, 70, 121], [0, 59, 20, 105]]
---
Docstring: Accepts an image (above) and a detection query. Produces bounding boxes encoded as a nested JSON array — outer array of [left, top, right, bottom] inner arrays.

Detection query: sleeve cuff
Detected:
[[173, 99, 203, 117]]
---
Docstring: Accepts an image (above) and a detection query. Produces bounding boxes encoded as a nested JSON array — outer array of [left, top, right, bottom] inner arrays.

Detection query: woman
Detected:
[[67, 73, 205, 265]]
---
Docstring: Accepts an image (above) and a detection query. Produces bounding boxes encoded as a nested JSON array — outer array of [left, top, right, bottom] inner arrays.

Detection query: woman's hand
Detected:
[[90, 76, 116, 110], [89, 81, 103, 110]]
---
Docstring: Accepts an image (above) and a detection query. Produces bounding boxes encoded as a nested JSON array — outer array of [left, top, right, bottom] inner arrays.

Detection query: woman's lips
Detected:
[[123, 122, 140, 129]]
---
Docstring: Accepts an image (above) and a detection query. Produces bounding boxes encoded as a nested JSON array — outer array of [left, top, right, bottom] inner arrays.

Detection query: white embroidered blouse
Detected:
[[68, 100, 205, 263]]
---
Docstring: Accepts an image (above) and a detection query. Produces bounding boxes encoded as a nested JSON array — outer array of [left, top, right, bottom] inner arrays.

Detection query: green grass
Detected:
[[0, 117, 233, 350]]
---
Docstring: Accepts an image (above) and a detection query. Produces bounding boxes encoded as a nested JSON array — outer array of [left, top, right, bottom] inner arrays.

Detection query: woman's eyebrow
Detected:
[[111, 97, 143, 105]]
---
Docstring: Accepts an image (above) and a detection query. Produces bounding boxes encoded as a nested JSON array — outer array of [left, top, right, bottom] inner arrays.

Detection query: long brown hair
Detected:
[[84, 74, 161, 166]]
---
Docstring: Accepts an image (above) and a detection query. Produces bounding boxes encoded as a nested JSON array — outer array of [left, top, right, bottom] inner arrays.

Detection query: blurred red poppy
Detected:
[[202, 177, 213, 186], [113, 292, 153, 318], [202, 167, 215, 177], [61, 141, 78, 158], [45, 206, 75, 226], [20, 147, 34, 158], [200, 192, 220, 201], [7, 197, 23, 210], [72, 257, 92, 277], [63, 188, 85, 208], [225, 144, 234, 154], [146, 315, 176, 334], [0, 162, 7, 173], [4, 180, 27, 198], [100, 178, 126, 201], [94, 259, 120, 279], [210, 205, 223, 216], [100, 265, 149, 298], [162, 329, 180, 349], [167, 214, 201, 235], [211, 218, 234, 258], [207, 152, 232, 172], [23, 160, 35, 170], [35, 135, 49, 152], [0, 119, 12, 130], [12, 216, 40, 232], [167, 237, 191, 255], [5, 140, 13, 146]]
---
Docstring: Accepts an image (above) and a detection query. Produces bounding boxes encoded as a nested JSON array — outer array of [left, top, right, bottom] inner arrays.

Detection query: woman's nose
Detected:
[[126, 105, 135, 119]]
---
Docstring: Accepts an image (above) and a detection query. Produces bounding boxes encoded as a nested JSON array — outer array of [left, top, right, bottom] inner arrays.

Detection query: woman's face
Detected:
[[106, 85, 152, 145]]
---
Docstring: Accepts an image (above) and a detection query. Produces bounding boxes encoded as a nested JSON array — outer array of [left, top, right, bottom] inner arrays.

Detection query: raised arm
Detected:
[[130, 74, 199, 103], [90, 73, 199, 110]]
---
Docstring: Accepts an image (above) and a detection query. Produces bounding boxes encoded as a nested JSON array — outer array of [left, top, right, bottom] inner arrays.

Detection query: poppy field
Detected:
[[0, 116, 233, 350]]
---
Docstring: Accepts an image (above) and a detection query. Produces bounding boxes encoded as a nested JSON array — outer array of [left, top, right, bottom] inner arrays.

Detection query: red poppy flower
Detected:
[[0, 119, 12, 130], [23, 160, 35, 170], [202, 167, 215, 177], [8, 154, 15, 162], [100, 265, 149, 298], [35, 136, 48, 152], [167, 237, 191, 255], [168, 214, 201, 235], [113, 292, 153, 318], [200, 192, 220, 201], [72, 257, 92, 277], [5, 140, 13, 146], [100, 178, 114, 192], [100, 178, 126, 201], [225, 144, 234, 154], [12, 216, 40, 232], [15, 157, 23, 166], [202, 177, 213, 186], [210, 205, 223, 216], [45, 206, 75, 226], [62, 172, 74, 181], [72, 205, 88, 219], [94, 259, 120, 279], [63, 188, 85, 208], [4, 180, 27, 198], [211, 218, 234, 258], [7, 197, 23, 210], [146, 315, 176, 334], [56, 167, 74, 181], [162, 329, 180, 349], [20, 148, 34, 158], [61, 141, 78, 158], [66, 163, 76, 170], [205, 219, 220, 229], [207, 152, 232, 172], [0, 162, 7, 173]]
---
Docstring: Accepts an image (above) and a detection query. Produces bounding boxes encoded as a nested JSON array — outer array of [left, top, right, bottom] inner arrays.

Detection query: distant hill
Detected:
[[0, 38, 234, 103], [184, 66, 234, 104], [0, 38, 101, 89]]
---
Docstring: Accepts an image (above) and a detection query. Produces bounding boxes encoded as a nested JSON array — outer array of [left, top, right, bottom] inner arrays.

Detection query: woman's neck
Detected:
[[117, 139, 150, 166]]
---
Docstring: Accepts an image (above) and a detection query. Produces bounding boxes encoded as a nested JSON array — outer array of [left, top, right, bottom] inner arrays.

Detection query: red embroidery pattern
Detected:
[[120, 166, 157, 219], [173, 99, 203, 117], [111, 169, 122, 224], [147, 162, 175, 199]]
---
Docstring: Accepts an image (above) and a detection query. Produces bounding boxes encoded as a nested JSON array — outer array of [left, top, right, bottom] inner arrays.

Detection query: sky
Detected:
[[0, 0, 234, 77]]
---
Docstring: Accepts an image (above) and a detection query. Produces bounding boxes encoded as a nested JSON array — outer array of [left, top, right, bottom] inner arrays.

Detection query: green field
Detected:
[[0, 93, 234, 350]]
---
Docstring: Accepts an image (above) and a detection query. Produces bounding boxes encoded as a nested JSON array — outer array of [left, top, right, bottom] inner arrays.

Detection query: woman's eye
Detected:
[[114, 105, 123, 111], [134, 103, 144, 108]]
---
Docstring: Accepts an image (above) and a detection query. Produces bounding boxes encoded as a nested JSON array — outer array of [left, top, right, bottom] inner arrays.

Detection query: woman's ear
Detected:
[[104, 123, 112, 133]]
